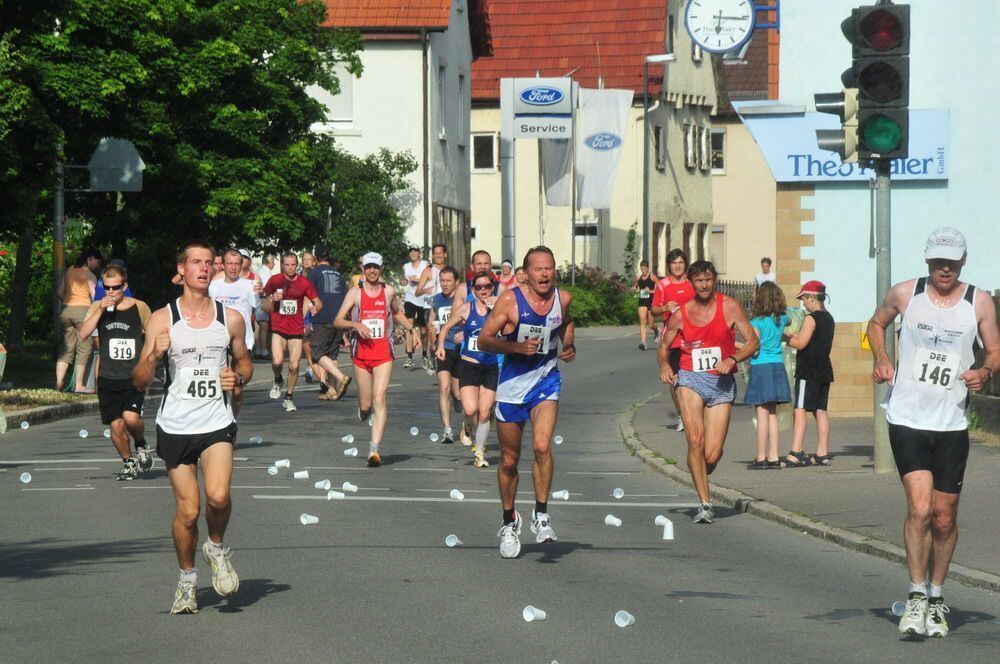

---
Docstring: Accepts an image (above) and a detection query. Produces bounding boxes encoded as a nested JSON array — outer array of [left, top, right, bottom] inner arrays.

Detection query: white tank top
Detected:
[[157, 299, 235, 434], [209, 277, 258, 348], [404, 260, 429, 307], [887, 278, 979, 432]]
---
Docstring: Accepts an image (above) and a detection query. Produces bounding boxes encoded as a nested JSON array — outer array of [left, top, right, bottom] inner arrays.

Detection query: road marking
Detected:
[[31, 467, 101, 472], [416, 488, 488, 494], [1, 458, 125, 464], [120, 485, 291, 490], [252, 494, 699, 508], [23, 486, 95, 491], [391, 468, 455, 473], [567, 471, 634, 476]]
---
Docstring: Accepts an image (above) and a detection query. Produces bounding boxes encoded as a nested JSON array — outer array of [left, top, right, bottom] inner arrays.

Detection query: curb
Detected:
[[618, 393, 1000, 594], [4, 399, 101, 432]]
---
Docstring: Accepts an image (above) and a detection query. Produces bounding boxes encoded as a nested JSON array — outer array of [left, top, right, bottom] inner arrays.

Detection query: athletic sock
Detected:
[[284, 392, 293, 400], [535, 501, 548, 515], [475, 422, 490, 450], [928, 583, 944, 598], [179, 568, 197, 584], [407, 352, 413, 360], [502, 508, 516, 525], [204, 540, 224, 555], [909, 581, 928, 596]]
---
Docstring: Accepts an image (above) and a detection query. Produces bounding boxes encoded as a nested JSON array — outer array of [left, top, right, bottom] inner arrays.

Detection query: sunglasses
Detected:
[[474, 284, 493, 290], [105, 284, 125, 291]]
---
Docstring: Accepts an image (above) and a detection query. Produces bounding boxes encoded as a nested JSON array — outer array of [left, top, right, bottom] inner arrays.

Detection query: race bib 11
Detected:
[[362, 318, 385, 339]]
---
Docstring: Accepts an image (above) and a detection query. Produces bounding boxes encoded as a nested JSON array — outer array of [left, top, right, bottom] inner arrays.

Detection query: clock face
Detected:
[[684, 0, 756, 54]]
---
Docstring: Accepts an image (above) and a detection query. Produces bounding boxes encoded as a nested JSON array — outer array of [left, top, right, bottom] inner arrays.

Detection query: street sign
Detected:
[[87, 137, 145, 192]]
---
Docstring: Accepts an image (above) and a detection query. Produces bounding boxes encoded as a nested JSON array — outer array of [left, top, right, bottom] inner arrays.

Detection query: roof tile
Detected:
[[321, 0, 452, 30]]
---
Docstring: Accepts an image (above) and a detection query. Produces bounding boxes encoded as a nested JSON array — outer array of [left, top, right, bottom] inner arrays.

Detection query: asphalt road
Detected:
[[2, 327, 998, 663]]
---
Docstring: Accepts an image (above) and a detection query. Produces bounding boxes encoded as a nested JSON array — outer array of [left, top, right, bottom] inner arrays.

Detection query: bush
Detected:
[[557, 264, 639, 327]]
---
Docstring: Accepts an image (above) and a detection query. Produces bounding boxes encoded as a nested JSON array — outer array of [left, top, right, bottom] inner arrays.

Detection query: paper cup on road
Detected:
[[604, 514, 623, 528], [429, 433, 440, 442], [551, 489, 569, 500], [654, 515, 675, 540], [79, 429, 88, 438], [274, 458, 290, 468], [103, 429, 111, 438], [19, 472, 31, 484], [342, 481, 358, 493], [614, 610, 636, 628], [299, 513, 319, 525], [266, 465, 279, 476], [293, 470, 310, 480], [314, 479, 331, 490], [326, 490, 345, 500], [341, 434, 354, 444], [445, 534, 463, 547], [449, 489, 465, 501], [249, 435, 263, 445], [891, 601, 906, 617], [612, 488, 624, 499], [409, 426, 419, 436], [344, 447, 358, 457], [20, 421, 30, 430], [522, 605, 547, 622], [553, 435, 563, 445]]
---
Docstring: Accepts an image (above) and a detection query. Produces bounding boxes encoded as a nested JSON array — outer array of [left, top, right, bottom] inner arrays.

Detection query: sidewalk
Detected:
[[623, 390, 1000, 592]]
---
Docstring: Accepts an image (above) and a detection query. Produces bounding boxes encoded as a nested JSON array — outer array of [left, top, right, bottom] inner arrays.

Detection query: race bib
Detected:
[[433, 306, 452, 333], [108, 338, 135, 361], [467, 334, 480, 353], [279, 299, 298, 316], [912, 348, 959, 390], [362, 318, 385, 339], [517, 324, 550, 355], [179, 367, 221, 400], [692, 346, 722, 373]]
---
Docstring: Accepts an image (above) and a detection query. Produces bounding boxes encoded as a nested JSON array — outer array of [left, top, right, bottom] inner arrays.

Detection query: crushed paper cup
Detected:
[[20, 421, 30, 430], [274, 459, 290, 468], [266, 466, 279, 476], [293, 470, 310, 480], [522, 605, 547, 622], [654, 515, 674, 540], [449, 489, 465, 501], [445, 534, 463, 547], [551, 489, 569, 500], [612, 488, 624, 499], [299, 513, 319, 525], [249, 435, 263, 445], [20, 472, 32, 484], [103, 429, 111, 438], [604, 514, 622, 528], [326, 490, 345, 500], [342, 482, 358, 493], [341, 434, 354, 444], [314, 479, 331, 490], [429, 433, 440, 442], [79, 429, 88, 438], [891, 601, 906, 617], [409, 426, 419, 436], [614, 610, 636, 627], [344, 447, 358, 457]]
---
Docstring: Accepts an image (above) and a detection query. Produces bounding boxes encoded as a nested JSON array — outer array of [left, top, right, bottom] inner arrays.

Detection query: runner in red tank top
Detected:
[[334, 251, 413, 468], [651, 249, 694, 432], [657, 260, 758, 525]]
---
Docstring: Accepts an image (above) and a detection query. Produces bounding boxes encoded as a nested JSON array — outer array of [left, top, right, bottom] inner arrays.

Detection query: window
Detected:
[[710, 225, 726, 273], [652, 222, 664, 276], [667, 15, 675, 54], [684, 124, 696, 169], [307, 64, 354, 126], [472, 133, 498, 172], [654, 125, 666, 171], [437, 63, 447, 140], [470, 224, 477, 240], [696, 223, 708, 261], [691, 41, 703, 63], [457, 74, 467, 146], [710, 128, 726, 174], [683, 222, 693, 258], [574, 220, 598, 239], [699, 126, 711, 172]]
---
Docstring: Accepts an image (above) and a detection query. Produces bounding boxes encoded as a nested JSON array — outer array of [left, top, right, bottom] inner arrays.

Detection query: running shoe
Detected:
[[497, 511, 522, 559], [638, 343, 647, 351], [675, 416, 685, 432], [367, 450, 382, 467], [317, 386, 338, 401], [358, 406, 372, 422], [693, 502, 714, 524], [898, 592, 928, 636], [304, 367, 314, 383], [403, 357, 414, 369], [282, 398, 297, 412], [336, 376, 352, 399], [422, 355, 434, 372], [442, 427, 454, 445], [925, 597, 950, 638], [136, 446, 153, 472], [530, 511, 557, 543], [170, 580, 198, 614], [269, 382, 282, 400], [460, 425, 473, 447], [201, 541, 239, 596], [115, 458, 139, 481], [473, 453, 490, 469]]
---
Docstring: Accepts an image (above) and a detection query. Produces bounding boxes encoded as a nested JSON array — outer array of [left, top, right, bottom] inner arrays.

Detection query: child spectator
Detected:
[[744, 282, 791, 469], [784, 280, 835, 467]]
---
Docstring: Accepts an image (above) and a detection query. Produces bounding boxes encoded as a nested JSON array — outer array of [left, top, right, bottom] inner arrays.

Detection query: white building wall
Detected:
[[780, 0, 1000, 321]]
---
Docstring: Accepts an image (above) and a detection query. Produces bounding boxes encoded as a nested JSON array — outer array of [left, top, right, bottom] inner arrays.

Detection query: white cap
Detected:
[[925, 227, 967, 261], [361, 251, 383, 267]]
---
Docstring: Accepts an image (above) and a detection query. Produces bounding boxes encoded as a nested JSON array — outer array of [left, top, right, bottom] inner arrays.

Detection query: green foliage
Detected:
[[622, 221, 638, 278], [558, 265, 638, 327]]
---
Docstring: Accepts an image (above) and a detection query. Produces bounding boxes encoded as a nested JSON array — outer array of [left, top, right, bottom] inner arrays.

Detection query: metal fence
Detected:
[[717, 279, 754, 312]]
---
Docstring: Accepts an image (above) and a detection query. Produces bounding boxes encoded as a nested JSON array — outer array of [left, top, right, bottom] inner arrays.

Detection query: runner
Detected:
[[498, 260, 517, 289], [78, 264, 152, 480], [253, 253, 275, 359], [212, 254, 224, 278], [401, 247, 429, 370], [309, 245, 353, 401], [867, 227, 1000, 638], [477, 246, 575, 559], [417, 243, 450, 374], [133, 240, 253, 615], [652, 249, 694, 432], [429, 266, 462, 444], [657, 260, 758, 524], [209, 249, 262, 417], [453, 250, 504, 306], [300, 253, 318, 384], [437, 271, 500, 468], [514, 267, 527, 288], [334, 252, 413, 467], [262, 252, 321, 412], [633, 260, 658, 351]]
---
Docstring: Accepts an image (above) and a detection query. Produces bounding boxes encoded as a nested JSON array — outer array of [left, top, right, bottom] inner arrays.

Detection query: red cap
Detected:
[[796, 280, 826, 299]]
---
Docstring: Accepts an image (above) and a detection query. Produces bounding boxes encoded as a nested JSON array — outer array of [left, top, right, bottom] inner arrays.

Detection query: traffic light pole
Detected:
[[872, 159, 895, 474]]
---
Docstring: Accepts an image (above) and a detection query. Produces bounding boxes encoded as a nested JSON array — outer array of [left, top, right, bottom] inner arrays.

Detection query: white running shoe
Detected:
[[201, 541, 239, 596], [269, 383, 281, 400], [115, 458, 139, 481], [498, 512, 522, 559], [460, 425, 473, 447], [136, 446, 153, 472], [531, 511, 557, 543], [898, 593, 928, 636], [442, 427, 454, 445], [675, 416, 685, 432], [925, 598, 950, 638], [403, 358, 414, 369], [282, 398, 297, 412], [170, 580, 198, 614], [693, 502, 714, 524], [473, 453, 490, 469]]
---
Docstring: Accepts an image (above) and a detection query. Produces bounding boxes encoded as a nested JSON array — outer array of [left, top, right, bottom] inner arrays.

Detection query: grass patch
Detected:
[[2, 340, 61, 390], [0, 388, 95, 410]]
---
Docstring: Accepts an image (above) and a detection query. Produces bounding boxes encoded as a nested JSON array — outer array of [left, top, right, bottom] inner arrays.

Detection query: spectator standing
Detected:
[[56, 248, 103, 392], [253, 253, 275, 358], [744, 282, 791, 469], [754, 257, 776, 287]]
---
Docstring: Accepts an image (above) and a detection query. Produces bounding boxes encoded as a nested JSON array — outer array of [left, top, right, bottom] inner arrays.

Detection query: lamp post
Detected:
[[642, 53, 676, 266]]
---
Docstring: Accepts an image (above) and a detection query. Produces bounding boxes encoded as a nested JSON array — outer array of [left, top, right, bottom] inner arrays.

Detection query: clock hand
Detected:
[[715, 10, 723, 33]]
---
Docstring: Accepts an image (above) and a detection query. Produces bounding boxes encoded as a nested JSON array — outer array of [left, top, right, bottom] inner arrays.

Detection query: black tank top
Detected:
[[637, 275, 656, 302], [97, 305, 144, 380], [795, 310, 835, 382]]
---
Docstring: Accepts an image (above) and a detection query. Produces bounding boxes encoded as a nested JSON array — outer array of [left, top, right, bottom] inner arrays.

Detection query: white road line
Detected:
[[391, 468, 455, 473], [120, 485, 292, 490], [23, 487, 95, 492], [567, 471, 634, 476], [32, 467, 101, 472], [1, 458, 124, 464], [416, 488, 488, 494], [252, 494, 699, 508]]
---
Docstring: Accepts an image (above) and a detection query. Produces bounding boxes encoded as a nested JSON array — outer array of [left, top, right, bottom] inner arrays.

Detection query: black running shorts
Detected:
[[793, 378, 830, 412], [437, 347, 461, 375], [403, 302, 428, 327], [457, 359, 498, 391], [310, 323, 343, 360], [156, 422, 237, 468], [888, 423, 969, 494], [97, 377, 145, 425]]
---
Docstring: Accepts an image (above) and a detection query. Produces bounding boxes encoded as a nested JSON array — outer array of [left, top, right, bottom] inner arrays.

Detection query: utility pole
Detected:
[[872, 159, 895, 473]]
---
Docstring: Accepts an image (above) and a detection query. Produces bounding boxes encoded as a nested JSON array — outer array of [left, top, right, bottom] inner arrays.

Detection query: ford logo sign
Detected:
[[585, 133, 622, 150], [520, 86, 564, 106]]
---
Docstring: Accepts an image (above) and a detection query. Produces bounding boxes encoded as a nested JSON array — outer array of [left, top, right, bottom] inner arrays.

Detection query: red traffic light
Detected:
[[859, 9, 903, 51]]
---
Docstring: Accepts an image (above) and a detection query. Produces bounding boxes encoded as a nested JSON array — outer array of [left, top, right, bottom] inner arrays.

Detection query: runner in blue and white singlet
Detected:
[[431, 266, 462, 444], [494, 286, 563, 418]]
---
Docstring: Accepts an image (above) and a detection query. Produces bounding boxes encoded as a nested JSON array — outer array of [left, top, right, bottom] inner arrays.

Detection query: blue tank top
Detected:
[[461, 300, 497, 365], [496, 287, 563, 403], [432, 292, 458, 350]]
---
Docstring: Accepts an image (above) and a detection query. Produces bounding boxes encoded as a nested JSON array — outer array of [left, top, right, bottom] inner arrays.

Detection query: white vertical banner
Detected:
[[575, 88, 633, 210], [540, 139, 573, 206]]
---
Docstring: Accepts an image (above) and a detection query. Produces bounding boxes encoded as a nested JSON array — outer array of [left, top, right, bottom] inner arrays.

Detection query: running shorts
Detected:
[[156, 422, 237, 467], [889, 423, 969, 494]]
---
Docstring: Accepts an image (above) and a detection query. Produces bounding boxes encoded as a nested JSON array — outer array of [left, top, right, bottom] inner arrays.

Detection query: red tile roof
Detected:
[[321, 1, 453, 31], [471, 0, 667, 102]]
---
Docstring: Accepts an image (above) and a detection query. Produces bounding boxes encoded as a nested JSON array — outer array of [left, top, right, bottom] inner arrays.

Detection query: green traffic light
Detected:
[[861, 114, 901, 153]]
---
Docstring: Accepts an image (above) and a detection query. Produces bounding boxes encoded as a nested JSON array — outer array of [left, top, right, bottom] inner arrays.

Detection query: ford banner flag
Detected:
[[575, 88, 632, 209]]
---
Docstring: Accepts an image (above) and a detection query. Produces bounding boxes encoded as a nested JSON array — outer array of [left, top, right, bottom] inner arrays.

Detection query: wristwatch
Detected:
[[236, 374, 246, 387]]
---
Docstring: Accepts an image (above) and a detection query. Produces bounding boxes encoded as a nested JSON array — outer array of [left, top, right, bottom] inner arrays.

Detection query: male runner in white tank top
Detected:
[[868, 227, 1000, 638], [209, 248, 262, 417], [134, 241, 253, 615]]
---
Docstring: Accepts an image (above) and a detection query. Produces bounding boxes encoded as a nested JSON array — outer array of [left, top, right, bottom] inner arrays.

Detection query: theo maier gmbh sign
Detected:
[[510, 78, 573, 139]]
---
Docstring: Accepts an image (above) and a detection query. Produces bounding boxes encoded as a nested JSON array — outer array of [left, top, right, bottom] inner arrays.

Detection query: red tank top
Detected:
[[352, 285, 393, 362], [678, 293, 736, 375]]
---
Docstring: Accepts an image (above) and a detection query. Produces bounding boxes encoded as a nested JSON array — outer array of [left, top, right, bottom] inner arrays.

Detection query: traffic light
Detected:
[[815, 2, 909, 163]]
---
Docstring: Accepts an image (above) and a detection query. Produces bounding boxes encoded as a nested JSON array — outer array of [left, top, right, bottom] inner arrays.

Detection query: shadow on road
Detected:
[[208, 578, 291, 613], [0, 537, 167, 580]]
